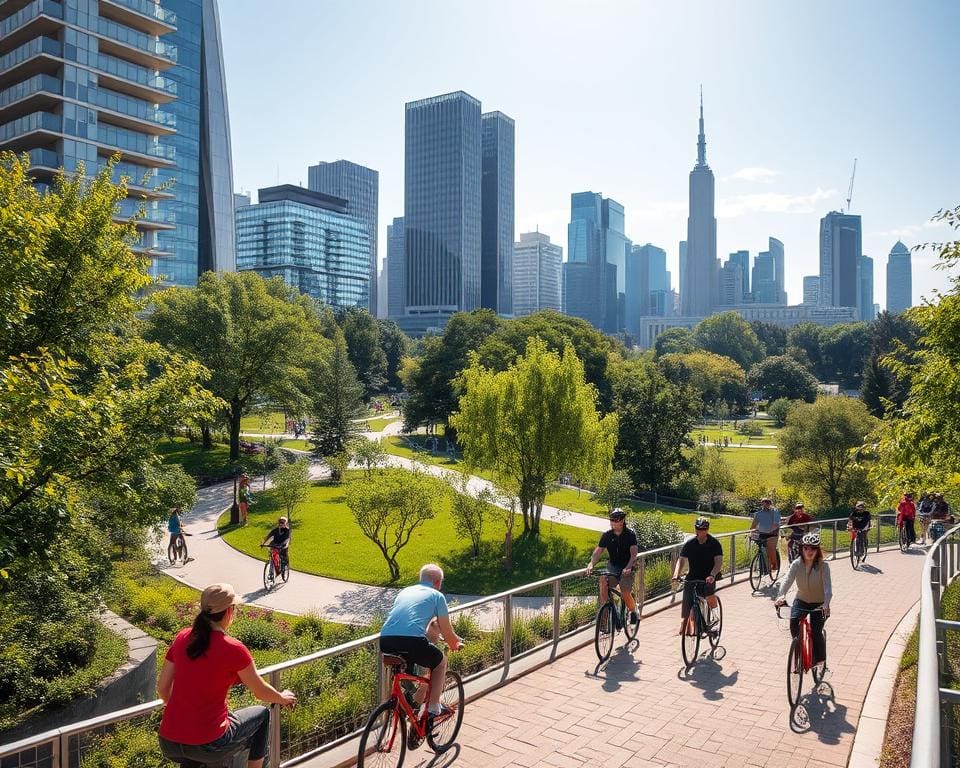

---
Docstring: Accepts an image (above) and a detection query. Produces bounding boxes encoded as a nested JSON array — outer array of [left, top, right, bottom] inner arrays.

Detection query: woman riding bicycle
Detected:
[[774, 532, 832, 673], [157, 583, 296, 768]]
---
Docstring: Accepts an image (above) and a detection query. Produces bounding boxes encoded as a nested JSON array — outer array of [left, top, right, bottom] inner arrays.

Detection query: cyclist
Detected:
[[670, 517, 722, 636], [917, 491, 934, 544], [785, 502, 813, 563], [929, 493, 955, 541], [379, 564, 463, 731], [260, 517, 291, 572], [158, 583, 296, 768], [774, 532, 832, 673], [896, 492, 917, 546], [847, 501, 872, 560], [168, 507, 186, 554], [585, 508, 640, 625], [750, 497, 782, 574]]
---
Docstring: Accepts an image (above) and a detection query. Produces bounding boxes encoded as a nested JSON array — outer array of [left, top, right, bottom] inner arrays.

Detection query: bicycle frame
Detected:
[[599, 573, 627, 627], [778, 605, 823, 672], [388, 668, 433, 741], [270, 547, 282, 571]]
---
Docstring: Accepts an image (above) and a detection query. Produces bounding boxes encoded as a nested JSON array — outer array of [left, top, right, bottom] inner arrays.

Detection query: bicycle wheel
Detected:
[[749, 552, 761, 591], [594, 602, 615, 662], [787, 638, 804, 708], [899, 525, 909, 552], [425, 671, 464, 753], [167, 540, 176, 565], [812, 629, 827, 684], [622, 599, 639, 642], [263, 560, 276, 591], [357, 700, 406, 768], [849, 539, 858, 570], [280, 558, 290, 583], [176, 536, 187, 563], [681, 608, 701, 667], [707, 596, 723, 649], [768, 548, 780, 582]]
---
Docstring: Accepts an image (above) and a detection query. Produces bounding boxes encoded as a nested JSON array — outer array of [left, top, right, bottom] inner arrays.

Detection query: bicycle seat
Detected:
[[382, 654, 409, 667]]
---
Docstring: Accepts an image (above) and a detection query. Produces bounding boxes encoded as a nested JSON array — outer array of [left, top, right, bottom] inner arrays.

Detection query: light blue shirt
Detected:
[[381, 582, 449, 638], [753, 507, 781, 534]]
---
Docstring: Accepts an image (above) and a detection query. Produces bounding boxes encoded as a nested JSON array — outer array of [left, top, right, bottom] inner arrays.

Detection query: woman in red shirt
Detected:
[[897, 492, 917, 546], [158, 584, 296, 767]]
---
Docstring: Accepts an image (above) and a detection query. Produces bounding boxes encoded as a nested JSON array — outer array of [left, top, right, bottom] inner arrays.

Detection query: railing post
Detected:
[[502, 594, 512, 673], [58, 731, 68, 768], [377, 649, 389, 702], [552, 580, 561, 644], [876, 515, 882, 552], [636, 556, 646, 615], [832, 521, 837, 561], [729, 534, 736, 585], [268, 670, 282, 766]]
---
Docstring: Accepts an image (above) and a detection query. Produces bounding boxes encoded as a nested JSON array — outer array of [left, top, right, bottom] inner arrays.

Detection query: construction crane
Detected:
[[845, 158, 857, 213]]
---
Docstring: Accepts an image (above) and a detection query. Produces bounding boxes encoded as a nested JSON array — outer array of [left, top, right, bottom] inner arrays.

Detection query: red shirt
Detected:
[[159, 628, 254, 745], [897, 499, 917, 524]]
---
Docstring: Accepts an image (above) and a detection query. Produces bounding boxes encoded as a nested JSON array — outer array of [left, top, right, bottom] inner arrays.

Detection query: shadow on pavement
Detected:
[[408, 743, 461, 767], [588, 643, 641, 692], [677, 653, 738, 700], [789, 682, 854, 743], [858, 563, 885, 575]]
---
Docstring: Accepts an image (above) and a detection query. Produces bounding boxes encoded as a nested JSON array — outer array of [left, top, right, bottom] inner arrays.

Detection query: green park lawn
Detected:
[[239, 410, 287, 433], [278, 438, 312, 451], [692, 420, 782, 446], [365, 414, 399, 432], [157, 437, 261, 480]]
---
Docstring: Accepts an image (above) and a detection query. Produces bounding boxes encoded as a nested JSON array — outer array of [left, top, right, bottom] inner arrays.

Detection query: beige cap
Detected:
[[201, 583, 241, 614]]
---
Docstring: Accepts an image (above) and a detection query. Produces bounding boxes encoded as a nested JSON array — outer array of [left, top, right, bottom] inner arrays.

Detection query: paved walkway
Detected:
[[447, 547, 923, 768]]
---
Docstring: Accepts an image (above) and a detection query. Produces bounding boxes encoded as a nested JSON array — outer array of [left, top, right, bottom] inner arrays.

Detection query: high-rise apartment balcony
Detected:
[[98, 0, 176, 36], [96, 15, 177, 69], [115, 196, 176, 229], [94, 51, 176, 103], [0, 72, 60, 121], [89, 86, 176, 134], [0, 0, 63, 54], [0, 109, 59, 150], [96, 121, 175, 166], [25, 146, 59, 169], [0, 36, 60, 90]]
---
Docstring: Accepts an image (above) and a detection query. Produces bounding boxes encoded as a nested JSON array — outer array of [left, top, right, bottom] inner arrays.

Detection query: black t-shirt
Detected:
[[597, 528, 638, 568], [680, 534, 723, 580], [266, 526, 291, 547], [849, 510, 871, 530]]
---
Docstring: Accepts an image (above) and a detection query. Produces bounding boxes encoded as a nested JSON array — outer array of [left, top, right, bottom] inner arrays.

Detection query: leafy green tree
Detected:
[[271, 459, 311, 521], [693, 312, 765, 370], [780, 397, 877, 510], [747, 355, 818, 402], [786, 323, 824, 374], [767, 397, 798, 428], [611, 359, 698, 491], [659, 350, 749, 413], [630, 513, 684, 551], [451, 338, 617, 535], [749, 321, 788, 357], [325, 451, 350, 484], [353, 438, 387, 479], [339, 307, 387, 398], [595, 469, 635, 510], [309, 328, 365, 458], [377, 319, 411, 390], [345, 467, 444, 581], [447, 473, 494, 557], [696, 446, 736, 511], [653, 327, 696, 357], [147, 271, 325, 460], [820, 322, 873, 389], [861, 311, 919, 416]]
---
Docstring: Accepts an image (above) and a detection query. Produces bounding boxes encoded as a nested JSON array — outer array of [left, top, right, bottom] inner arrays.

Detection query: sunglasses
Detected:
[[802, 545, 818, 550]]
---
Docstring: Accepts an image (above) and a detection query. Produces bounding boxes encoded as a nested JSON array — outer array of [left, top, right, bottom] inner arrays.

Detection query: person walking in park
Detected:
[[238, 473, 252, 526]]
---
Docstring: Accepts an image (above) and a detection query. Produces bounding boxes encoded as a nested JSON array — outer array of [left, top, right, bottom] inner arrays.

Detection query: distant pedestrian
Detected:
[[238, 474, 251, 526]]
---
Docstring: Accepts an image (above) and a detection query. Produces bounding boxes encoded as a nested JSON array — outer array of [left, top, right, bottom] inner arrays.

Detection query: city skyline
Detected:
[[220, 1, 958, 312]]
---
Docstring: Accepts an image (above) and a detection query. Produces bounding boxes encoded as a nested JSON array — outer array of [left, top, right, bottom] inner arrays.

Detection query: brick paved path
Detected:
[[444, 548, 923, 768]]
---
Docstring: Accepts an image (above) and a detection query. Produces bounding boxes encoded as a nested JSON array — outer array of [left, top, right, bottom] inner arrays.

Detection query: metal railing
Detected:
[[912, 521, 960, 768], [0, 514, 906, 767]]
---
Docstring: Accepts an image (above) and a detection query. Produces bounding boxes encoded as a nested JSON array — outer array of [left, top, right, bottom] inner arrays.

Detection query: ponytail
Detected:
[[186, 608, 227, 660]]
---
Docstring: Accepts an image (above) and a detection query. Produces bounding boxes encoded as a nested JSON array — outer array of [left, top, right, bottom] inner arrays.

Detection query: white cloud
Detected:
[[875, 219, 945, 239], [717, 187, 837, 219], [723, 167, 780, 184]]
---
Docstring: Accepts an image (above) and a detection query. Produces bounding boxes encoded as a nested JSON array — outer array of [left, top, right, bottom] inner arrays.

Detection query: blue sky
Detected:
[[220, 0, 960, 309]]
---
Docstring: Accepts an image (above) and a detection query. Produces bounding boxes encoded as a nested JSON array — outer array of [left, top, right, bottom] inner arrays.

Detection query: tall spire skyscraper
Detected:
[[681, 90, 718, 317]]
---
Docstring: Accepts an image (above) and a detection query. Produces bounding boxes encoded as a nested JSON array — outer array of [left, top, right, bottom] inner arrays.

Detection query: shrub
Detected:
[[232, 617, 283, 650], [528, 613, 553, 640], [630, 513, 684, 551], [292, 613, 326, 638], [452, 612, 482, 641], [82, 718, 168, 768], [737, 421, 764, 437]]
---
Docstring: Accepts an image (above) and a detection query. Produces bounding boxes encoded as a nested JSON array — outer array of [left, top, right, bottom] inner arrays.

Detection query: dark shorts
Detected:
[[159, 706, 269, 763], [380, 635, 444, 670], [681, 580, 716, 619], [602, 565, 635, 595]]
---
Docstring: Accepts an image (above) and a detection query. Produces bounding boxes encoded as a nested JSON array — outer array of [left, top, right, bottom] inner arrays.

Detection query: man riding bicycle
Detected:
[[751, 497, 781, 574], [585, 508, 640, 625], [379, 563, 462, 739], [847, 501, 872, 560], [260, 517, 291, 571], [896, 492, 917, 546], [671, 517, 722, 636], [168, 507, 186, 551], [785, 503, 813, 562]]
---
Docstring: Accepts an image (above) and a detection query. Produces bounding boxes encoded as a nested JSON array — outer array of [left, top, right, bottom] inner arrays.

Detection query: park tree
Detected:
[[377, 319, 411, 391], [147, 271, 325, 460], [820, 322, 873, 389], [786, 323, 824, 374], [0, 153, 216, 566], [346, 467, 444, 582], [696, 446, 736, 512], [654, 327, 696, 357], [780, 397, 877, 510], [659, 350, 749, 413], [860, 311, 920, 417], [767, 397, 799, 428], [451, 338, 617, 535], [447, 473, 494, 557], [595, 469, 636, 510], [747, 355, 818, 402], [750, 321, 788, 357], [339, 307, 387, 398], [611, 359, 699, 491], [693, 312, 765, 370], [353, 438, 387, 479], [271, 459, 311, 521], [309, 328, 365, 458]]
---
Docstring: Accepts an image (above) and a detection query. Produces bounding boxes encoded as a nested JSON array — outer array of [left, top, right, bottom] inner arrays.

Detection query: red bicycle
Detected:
[[260, 545, 288, 591], [777, 604, 827, 707], [357, 653, 464, 767]]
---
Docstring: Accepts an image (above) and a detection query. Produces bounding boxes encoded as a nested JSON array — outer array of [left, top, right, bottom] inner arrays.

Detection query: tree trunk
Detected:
[[503, 530, 513, 571], [531, 498, 542, 535], [200, 421, 212, 450], [229, 400, 242, 461], [387, 557, 400, 582]]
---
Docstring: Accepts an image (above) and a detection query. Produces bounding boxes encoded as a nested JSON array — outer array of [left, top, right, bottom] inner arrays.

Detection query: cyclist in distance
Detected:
[[157, 583, 296, 768], [775, 532, 832, 673], [896, 492, 917, 546], [847, 501, 872, 560], [379, 564, 463, 723], [670, 517, 723, 636], [168, 507, 186, 553], [751, 497, 782, 574], [586, 508, 640, 625], [785, 502, 813, 562], [917, 491, 934, 543], [260, 516, 291, 572]]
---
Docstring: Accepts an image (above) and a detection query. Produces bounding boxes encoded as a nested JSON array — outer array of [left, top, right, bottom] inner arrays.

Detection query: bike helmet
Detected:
[[855, 501, 866, 510], [694, 516, 710, 530], [608, 507, 626, 521], [801, 532, 821, 547]]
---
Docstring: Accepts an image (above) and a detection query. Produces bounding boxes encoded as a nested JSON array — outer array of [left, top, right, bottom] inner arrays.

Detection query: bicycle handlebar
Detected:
[[776, 604, 824, 618]]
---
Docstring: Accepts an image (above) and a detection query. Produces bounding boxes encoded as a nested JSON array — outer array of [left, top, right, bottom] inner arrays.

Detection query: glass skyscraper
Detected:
[[236, 185, 370, 309], [307, 159, 379, 314], [819, 211, 862, 310], [0, 0, 235, 286], [858, 254, 874, 321], [728, 250, 750, 297], [886, 241, 912, 314], [512, 231, 561, 317], [481, 110, 514, 316], [386, 216, 404, 319]]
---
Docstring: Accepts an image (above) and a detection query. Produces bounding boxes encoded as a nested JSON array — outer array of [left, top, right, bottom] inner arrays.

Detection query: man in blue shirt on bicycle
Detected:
[[751, 497, 782, 575]]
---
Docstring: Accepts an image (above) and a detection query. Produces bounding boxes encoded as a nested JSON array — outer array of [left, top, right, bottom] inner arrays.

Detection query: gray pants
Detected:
[[159, 706, 269, 765]]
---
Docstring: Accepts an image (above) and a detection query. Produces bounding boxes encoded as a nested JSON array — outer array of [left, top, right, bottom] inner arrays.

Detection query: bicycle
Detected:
[[898, 521, 912, 552], [776, 604, 827, 708], [675, 577, 723, 667], [593, 570, 639, 662], [785, 533, 802, 565], [748, 532, 781, 591], [357, 653, 464, 767], [848, 527, 869, 569], [167, 532, 191, 565], [260, 545, 289, 591]]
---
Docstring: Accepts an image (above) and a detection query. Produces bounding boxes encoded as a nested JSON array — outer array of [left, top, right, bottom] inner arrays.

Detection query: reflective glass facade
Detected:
[[481, 110, 514, 315], [858, 254, 874, 321], [236, 187, 370, 310], [886, 241, 912, 314], [386, 216, 405, 318], [819, 211, 862, 309]]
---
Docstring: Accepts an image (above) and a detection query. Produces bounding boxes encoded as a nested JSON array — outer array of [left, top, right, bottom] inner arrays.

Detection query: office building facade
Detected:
[[718, 260, 745, 306], [236, 185, 370, 309], [803, 275, 820, 306], [858, 254, 874, 321], [307, 159, 379, 314], [819, 211, 862, 310], [886, 241, 912, 314], [386, 216, 405, 319], [512, 231, 562, 317], [0, 0, 236, 286], [480, 110, 514, 315], [626, 243, 671, 332], [728, 250, 750, 298], [682, 94, 718, 316]]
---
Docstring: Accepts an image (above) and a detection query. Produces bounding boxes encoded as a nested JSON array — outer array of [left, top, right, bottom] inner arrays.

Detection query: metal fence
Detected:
[[0, 515, 904, 768], [911, 521, 960, 768]]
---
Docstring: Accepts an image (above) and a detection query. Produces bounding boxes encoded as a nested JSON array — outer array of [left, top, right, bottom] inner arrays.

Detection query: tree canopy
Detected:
[[339, 306, 387, 398], [309, 326, 365, 458], [747, 355, 818, 402], [658, 350, 749, 413], [653, 327, 696, 357], [692, 312, 766, 370]]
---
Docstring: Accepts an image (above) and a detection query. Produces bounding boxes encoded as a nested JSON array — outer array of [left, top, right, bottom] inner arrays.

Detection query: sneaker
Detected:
[[428, 705, 454, 739], [630, 611, 639, 625]]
